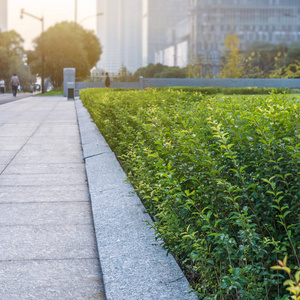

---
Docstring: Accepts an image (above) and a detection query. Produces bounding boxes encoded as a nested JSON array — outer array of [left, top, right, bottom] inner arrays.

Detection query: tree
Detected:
[[154, 66, 187, 78], [269, 53, 300, 78], [0, 30, 35, 91], [218, 34, 245, 78], [117, 65, 135, 82], [244, 41, 288, 77], [187, 53, 214, 78], [27, 22, 102, 88], [134, 63, 187, 79], [134, 63, 165, 78], [286, 42, 300, 65]]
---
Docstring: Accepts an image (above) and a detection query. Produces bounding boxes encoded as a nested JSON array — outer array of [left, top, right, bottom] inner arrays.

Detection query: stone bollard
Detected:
[[63, 68, 76, 97]]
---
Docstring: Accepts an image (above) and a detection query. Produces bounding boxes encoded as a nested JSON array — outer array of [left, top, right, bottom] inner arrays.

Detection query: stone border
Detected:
[[75, 99, 198, 300]]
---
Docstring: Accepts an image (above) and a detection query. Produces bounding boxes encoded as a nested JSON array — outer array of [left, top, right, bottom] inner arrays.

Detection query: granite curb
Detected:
[[75, 99, 198, 300]]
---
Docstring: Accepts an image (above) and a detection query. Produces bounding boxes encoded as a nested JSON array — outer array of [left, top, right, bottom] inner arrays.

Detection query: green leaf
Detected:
[[295, 271, 300, 283], [283, 279, 295, 286]]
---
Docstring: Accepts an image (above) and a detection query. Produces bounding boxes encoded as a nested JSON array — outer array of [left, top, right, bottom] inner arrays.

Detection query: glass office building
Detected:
[[190, 0, 300, 66], [142, 0, 189, 66]]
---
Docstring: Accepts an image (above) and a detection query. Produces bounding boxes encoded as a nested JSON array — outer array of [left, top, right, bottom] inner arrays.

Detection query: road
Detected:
[[0, 93, 36, 105]]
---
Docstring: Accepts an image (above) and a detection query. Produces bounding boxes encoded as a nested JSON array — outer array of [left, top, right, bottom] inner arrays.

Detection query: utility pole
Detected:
[[75, 0, 77, 28]]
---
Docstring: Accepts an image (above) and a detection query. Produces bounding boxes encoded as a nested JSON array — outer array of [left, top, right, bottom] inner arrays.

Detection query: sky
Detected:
[[8, 0, 97, 50]]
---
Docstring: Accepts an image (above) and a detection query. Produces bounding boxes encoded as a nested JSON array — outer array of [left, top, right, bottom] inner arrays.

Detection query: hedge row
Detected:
[[110, 86, 293, 95], [80, 88, 300, 299], [95, 86, 294, 95]]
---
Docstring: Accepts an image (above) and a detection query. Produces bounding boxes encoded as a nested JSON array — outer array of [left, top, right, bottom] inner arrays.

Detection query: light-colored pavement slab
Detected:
[[0, 185, 89, 203], [0, 96, 105, 300], [0, 201, 93, 226], [76, 99, 198, 300], [0, 259, 104, 300]]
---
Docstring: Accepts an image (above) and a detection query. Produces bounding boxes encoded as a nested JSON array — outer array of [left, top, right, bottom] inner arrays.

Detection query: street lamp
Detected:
[[75, 0, 77, 27], [20, 9, 45, 93], [79, 12, 104, 24]]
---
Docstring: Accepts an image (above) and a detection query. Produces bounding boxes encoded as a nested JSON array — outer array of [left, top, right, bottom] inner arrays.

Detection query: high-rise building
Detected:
[[96, 0, 142, 73], [0, 0, 7, 32], [142, 0, 189, 66], [155, 0, 300, 69], [190, 0, 300, 66]]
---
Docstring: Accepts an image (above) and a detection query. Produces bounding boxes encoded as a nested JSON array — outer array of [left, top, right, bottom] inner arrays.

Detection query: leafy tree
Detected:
[[27, 22, 102, 88], [117, 65, 135, 82], [0, 30, 35, 91], [0, 51, 10, 82], [186, 53, 214, 78], [270, 54, 300, 78], [219, 34, 245, 78], [243, 41, 300, 78], [286, 42, 300, 65], [154, 66, 187, 78], [134, 63, 165, 78], [243, 52, 265, 78], [134, 63, 187, 79], [244, 41, 288, 77]]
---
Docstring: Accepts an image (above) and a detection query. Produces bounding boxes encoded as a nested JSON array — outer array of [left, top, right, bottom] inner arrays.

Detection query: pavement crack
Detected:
[[84, 153, 106, 160], [166, 276, 185, 284]]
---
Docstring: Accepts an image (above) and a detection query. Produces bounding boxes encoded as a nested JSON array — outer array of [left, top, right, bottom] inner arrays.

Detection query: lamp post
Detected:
[[79, 12, 104, 24], [75, 0, 77, 27], [20, 9, 45, 93]]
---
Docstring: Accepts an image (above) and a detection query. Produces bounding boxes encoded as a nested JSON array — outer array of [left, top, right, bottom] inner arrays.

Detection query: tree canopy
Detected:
[[218, 34, 245, 78], [134, 63, 187, 79], [0, 30, 35, 91], [27, 22, 102, 88]]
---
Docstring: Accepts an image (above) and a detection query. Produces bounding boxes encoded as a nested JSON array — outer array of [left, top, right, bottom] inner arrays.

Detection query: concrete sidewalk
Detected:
[[0, 96, 105, 299], [0, 93, 34, 105]]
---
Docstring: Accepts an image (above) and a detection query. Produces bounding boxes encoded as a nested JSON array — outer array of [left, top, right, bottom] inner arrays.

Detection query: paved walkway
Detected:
[[0, 96, 105, 299], [0, 93, 34, 105]]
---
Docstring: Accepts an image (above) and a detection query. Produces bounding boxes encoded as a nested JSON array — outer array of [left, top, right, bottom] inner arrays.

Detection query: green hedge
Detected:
[[155, 86, 292, 95], [80, 88, 300, 299], [104, 86, 293, 95], [154, 86, 222, 94], [221, 87, 292, 95]]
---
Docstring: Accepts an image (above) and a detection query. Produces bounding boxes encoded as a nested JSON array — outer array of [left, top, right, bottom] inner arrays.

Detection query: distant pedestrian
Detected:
[[11, 74, 20, 97], [105, 72, 110, 88]]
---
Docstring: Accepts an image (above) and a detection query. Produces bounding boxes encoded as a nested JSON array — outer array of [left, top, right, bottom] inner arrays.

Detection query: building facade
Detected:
[[142, 0, 190, 66], [96, 0, 142, 73], [156, 0, 300, 68], [0, 0, 7, 32], [190, 0, 300, 66]]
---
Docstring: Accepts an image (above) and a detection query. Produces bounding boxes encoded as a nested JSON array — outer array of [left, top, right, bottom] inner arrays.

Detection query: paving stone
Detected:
[[3, 163, 86, 175], [0, 164, 6, 173], [0, 259, 105, 300], [0, 174, 87, 186], [0, 225, 98, 261], [0, 151, 16, 165], [0, 184, 89, 203], [20, 142, 83, 152], [12, 152, 83, 164], [26, 136, 81, 145], [0, 137, 27, 150], [0, 202, 92, 226]]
